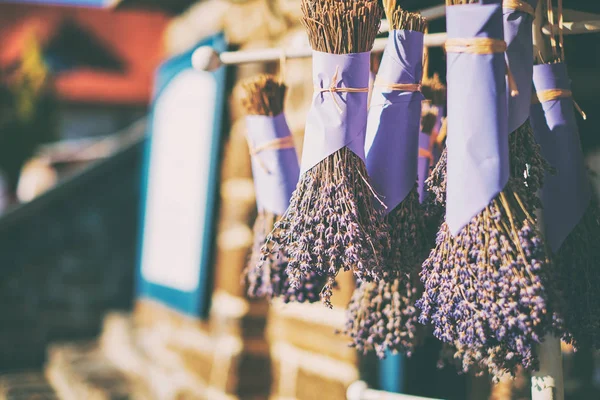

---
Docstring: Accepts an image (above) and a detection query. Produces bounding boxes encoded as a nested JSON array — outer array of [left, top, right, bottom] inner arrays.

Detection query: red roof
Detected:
[[0, 3, 170, 105]]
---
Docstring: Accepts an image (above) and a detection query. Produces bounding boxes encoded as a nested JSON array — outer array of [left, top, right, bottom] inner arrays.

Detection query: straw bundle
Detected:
[[259, 0, 388, 307], [343, 6, 428, 357]]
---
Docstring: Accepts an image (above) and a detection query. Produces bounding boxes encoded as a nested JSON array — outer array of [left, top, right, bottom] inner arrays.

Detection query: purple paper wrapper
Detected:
[[530, 62, 591, 252], [246, 113, 300, 215], [418, 132, 432, 203], [301, 50, 371, 175], [503, 0, 537, 133], [365, 31, 424, 212], [446, 1, 509, 235]]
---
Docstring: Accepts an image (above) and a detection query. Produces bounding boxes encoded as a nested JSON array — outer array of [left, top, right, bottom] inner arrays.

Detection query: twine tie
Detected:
[[374, 81, 422, 92], [532, 89, 587, 120], [419, 148, 434, 162], [315, 65, 369, 113], [445, 38, 519, 97], [248, 135, 295, 173], [502, 0, 536, 17]]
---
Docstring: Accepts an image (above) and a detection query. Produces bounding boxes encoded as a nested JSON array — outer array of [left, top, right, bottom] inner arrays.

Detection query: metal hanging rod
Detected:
[[192, 2, 600, 72], [542, 20, 600, 35]]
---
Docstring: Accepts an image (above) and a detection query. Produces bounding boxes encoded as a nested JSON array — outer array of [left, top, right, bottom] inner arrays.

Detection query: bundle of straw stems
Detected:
[[343, 5, 429, 358], [239, 74, 325, 303], [416, 0, 564, 379], [260, 0, 388, 308]]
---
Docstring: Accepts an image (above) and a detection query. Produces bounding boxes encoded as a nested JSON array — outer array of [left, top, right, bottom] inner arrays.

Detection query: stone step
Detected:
[[0, 371, 58, 400], [45, 341, 149, 400]]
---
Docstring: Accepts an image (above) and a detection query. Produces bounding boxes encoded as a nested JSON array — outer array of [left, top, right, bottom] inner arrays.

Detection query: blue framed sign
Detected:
[[136, 33, 227, 318]]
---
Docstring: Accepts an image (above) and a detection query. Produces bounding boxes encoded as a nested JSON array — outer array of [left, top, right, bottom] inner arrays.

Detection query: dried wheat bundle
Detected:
[[417, 0, 563, 379], [259, 0, 388, 308], [343, 6, 428, 356]]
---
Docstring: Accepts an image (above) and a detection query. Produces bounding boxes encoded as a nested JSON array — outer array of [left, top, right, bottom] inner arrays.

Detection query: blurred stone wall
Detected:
[[0, 139, 143, 372]]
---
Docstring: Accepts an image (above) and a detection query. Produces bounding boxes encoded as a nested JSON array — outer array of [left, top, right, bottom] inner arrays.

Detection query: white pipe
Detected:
[[192, 33, 447, 71], [347, 381, 444, 400], [542, 20, 600, 35], [192, 14, 597, 72], [530, 4, 565, 399], [421, 4, 447, 21], [532, 337, 565, 400], [379, 4, 600, 35]]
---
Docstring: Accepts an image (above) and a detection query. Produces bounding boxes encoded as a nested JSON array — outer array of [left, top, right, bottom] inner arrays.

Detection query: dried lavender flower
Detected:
[[262, 148, 390, 307], [426, 120, 551, 210], [259, 0, 389, 307], [341, 5, 430, 354], [238, 74, 322, 302], [344, 273, 422, 358], [417, 181, 564, 378], [343, 188, 429, 355], [553, 200, 600, 349]]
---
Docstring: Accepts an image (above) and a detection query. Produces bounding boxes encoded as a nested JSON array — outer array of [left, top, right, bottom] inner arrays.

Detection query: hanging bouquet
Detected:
[[530, 51, 600, 348], [259, 0, 389, 307], [343, 4, 428, 357], [417, 0, 563, 378], [426, 0, 549, 211], [239, 74, 326, 304], [419, 73, 446, 203]]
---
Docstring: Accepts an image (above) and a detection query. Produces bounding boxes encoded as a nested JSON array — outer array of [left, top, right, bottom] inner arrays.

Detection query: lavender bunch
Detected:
[[423, 147, 446, 245], [344, 273, 421, 358], [425, 146, 447, 206], [530, 37, 600, 348], [554, 200, 600, 349], [239, 75, 328, 303], [420, 77, 447, 243], [238, 75, 286, 299], [343, 189, 428, 356], [417, 181, 563, 378], [260, 0, 389, 307], [376, 5, 430, 280], [508, 120, 553, 208], [426, 123, 550, 210], [247, 211, 331, 303], [245, 210, 283, 298], [341, 6, 429, 355], [386, 188, 429, 276], [262, 148, 390, 307], [417, 0, 564, 378]]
